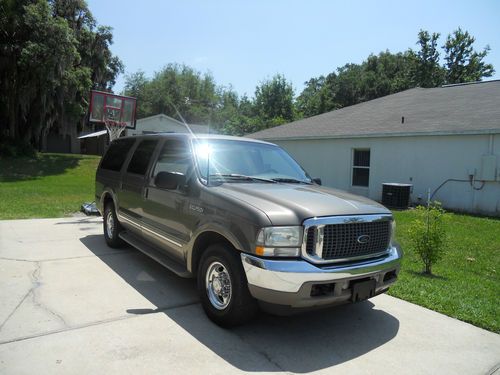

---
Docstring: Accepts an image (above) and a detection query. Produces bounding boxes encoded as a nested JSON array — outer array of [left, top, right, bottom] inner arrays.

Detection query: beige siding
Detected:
[[273, 134, 500, 216]]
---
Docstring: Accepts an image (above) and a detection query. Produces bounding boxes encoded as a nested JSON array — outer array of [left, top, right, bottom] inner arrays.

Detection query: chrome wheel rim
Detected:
[[206, 261, 232, 310], [106, 211, 115, 239]]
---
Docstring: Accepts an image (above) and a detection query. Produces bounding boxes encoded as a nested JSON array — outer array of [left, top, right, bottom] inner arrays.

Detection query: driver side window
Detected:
[[152, 139, 192, 182]]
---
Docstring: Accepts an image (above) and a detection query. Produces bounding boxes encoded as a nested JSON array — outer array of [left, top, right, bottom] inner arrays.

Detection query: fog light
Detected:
[[311, 283, 335, 297]]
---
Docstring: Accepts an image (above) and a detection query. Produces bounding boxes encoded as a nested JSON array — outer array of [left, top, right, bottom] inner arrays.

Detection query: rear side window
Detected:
[[100, 138, 135, 171], [127, 140, 158, 175]]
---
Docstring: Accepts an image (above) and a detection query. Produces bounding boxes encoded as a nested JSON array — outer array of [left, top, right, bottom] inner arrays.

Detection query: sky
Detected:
[[87, 0, 500, 98]]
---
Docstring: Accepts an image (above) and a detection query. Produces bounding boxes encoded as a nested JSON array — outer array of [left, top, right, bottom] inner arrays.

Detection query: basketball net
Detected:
[[105, 119, 127, 141], [104, 108, 127, 141]]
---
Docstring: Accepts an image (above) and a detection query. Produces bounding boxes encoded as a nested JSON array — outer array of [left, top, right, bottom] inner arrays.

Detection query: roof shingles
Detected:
[[247, 80, 500, 140]]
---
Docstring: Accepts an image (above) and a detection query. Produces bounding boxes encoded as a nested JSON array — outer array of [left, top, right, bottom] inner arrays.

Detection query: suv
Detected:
[[96, 134, 402, 326]]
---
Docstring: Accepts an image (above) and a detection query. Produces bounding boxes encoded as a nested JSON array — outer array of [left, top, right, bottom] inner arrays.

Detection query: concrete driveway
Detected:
[[0, 217, 499, 375]]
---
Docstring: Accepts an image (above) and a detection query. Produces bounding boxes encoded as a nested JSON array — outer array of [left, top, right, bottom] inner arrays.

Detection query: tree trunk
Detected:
[[8, 94, 17, 140], [424, 262, 432, 275]]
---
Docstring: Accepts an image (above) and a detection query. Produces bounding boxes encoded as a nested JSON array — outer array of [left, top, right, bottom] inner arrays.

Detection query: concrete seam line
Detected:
[[0, 250, 134, 263], [0, 289, 33, 331], [0, 301, 200, 346], [486, 362, 500, 375], [231, 330, 291, 373], [0, 262, 40, 330], [0, 257, 33, 263]]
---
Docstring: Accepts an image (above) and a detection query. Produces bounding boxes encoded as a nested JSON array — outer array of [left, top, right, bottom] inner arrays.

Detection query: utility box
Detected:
[[480, 155, 497, 181], [382, 183, 412, 209]]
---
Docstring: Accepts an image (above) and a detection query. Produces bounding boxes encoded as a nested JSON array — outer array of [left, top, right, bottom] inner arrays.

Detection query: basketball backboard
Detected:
[[89, 90, 137, 129]]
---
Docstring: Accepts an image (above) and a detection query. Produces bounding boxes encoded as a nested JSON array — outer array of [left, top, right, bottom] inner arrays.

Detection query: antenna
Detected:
[[170, 103, 195, 137]]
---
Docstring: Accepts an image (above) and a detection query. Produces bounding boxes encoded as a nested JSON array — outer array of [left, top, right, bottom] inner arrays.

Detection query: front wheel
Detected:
[[197, 244, 258, 327], [103, 203, 126, 248]]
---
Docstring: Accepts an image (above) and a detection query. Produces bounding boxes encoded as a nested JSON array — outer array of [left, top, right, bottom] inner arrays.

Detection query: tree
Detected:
[[253, 74, 296, 128], [358, 51, 414, 101], [411, 30, 445, 87], [296, 29, 495, 120], [298, 51, 415, 117], [123, 63, 219, 126], [0, 0, 80, 146], [123, 71, 150, 118], [296, 76, 326, 118], [0, 0, 122, 153], [443, 28, 494, 84], [408, 202, 448, 275]]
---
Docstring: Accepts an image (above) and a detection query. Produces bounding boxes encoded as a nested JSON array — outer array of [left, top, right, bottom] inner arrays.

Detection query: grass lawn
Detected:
[[0, 153, 499, 332], [0, 153, 101, 219], [390, 210, 500, 333]]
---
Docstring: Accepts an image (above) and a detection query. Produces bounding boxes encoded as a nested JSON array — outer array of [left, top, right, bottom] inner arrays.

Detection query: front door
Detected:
[[142, 138, 200, 260]]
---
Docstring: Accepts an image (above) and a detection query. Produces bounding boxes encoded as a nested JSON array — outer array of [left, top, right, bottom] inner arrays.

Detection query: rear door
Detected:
[[117, 139, 159, 234], [96, 138, 135, 206], [142, 138, 199, 260]]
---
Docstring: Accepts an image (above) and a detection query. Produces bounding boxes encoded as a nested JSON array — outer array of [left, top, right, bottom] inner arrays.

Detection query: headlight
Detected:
[[255, 226, 302, 257]]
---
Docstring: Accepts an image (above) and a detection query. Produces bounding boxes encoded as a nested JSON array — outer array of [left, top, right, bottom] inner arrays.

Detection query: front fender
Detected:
[[185, 221, 252, 273]]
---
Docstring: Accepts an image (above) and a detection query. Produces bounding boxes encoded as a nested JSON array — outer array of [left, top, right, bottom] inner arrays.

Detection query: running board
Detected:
[[119, 231, 192, 278]]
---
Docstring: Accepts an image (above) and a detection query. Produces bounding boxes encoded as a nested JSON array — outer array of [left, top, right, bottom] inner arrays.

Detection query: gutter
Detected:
[[250, 128, 500, 142]]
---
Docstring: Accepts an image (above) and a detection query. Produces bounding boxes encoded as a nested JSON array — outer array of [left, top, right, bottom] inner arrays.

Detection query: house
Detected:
[[247, 80, 500, 216], [126, 113, 210, 136]]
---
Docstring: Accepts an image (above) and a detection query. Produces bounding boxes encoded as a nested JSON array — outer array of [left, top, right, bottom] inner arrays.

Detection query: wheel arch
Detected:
[[100, 189, 118, 214], [189, 230, 241, 275]]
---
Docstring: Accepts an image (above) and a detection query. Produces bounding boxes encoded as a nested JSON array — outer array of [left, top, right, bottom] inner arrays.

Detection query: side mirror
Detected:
[[155, 171, 186, 190], [312, 177, 322, 185]]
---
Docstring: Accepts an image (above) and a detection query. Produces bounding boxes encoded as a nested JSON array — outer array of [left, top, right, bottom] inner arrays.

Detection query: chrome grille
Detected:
[[305, 227, 316, 255], [303, 214, 392, 263], [322, 221, 390, 260]]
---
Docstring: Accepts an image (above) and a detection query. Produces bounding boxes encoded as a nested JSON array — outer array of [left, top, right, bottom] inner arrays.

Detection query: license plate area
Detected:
[[351, 279, 376, 302]]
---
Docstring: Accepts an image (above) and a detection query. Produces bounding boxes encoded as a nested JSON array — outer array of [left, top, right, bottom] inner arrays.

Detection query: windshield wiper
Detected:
[[209, 173, 277, 183], [271, 177, 312, 184]]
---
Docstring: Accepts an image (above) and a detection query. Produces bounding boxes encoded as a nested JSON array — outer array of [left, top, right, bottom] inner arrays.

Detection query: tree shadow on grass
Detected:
[[0, 153, 82, 182]]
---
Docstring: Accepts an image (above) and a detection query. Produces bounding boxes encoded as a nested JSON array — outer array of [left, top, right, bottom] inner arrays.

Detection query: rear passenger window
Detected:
[[127, 140, 158, 175], [100, 138, 135, 171]]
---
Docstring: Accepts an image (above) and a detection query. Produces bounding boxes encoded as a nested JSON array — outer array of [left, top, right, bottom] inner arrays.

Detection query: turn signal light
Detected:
[[255, 246, 265, 256]]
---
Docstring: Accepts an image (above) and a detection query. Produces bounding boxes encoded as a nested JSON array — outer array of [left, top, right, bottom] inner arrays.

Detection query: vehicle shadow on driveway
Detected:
[[81, 234, 400, 373]]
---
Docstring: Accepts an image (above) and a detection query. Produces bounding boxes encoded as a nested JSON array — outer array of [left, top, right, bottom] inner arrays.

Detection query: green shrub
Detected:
[[408, 202, 448, 275], [0, 138, 36, 157]]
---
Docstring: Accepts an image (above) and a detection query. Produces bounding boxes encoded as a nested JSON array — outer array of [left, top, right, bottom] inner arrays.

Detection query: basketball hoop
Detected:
[[88, 90, 137, 142]]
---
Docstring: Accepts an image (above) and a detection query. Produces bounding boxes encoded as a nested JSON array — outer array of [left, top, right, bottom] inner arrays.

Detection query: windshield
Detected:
[[193, 139, 312, 184]]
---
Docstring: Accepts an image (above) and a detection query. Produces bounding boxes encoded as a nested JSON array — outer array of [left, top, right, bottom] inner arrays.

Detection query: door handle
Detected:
[[144, 187, 149, 199]]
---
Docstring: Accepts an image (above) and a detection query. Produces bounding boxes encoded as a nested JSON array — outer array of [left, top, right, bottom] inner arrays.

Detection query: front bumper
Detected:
[[241, 245, 402, 308]]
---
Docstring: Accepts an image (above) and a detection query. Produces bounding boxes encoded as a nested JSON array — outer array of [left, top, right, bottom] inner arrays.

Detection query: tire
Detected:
[[103, 203, 126, 248], [197, 244, 258, 327]]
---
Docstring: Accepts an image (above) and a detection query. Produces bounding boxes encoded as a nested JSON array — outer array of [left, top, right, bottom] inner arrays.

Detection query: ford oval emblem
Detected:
[[357, 234, 370, 244]]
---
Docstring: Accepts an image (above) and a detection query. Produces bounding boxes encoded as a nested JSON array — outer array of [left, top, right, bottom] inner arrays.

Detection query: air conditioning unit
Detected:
[[382, 183, 412, 209]]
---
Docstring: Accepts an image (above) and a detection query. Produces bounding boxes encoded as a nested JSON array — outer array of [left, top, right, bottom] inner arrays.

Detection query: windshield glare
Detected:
[[193, 140, 311, 184]]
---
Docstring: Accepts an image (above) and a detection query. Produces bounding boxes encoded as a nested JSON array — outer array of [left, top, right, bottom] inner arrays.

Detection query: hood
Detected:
[[213, 182, 390, 225]]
